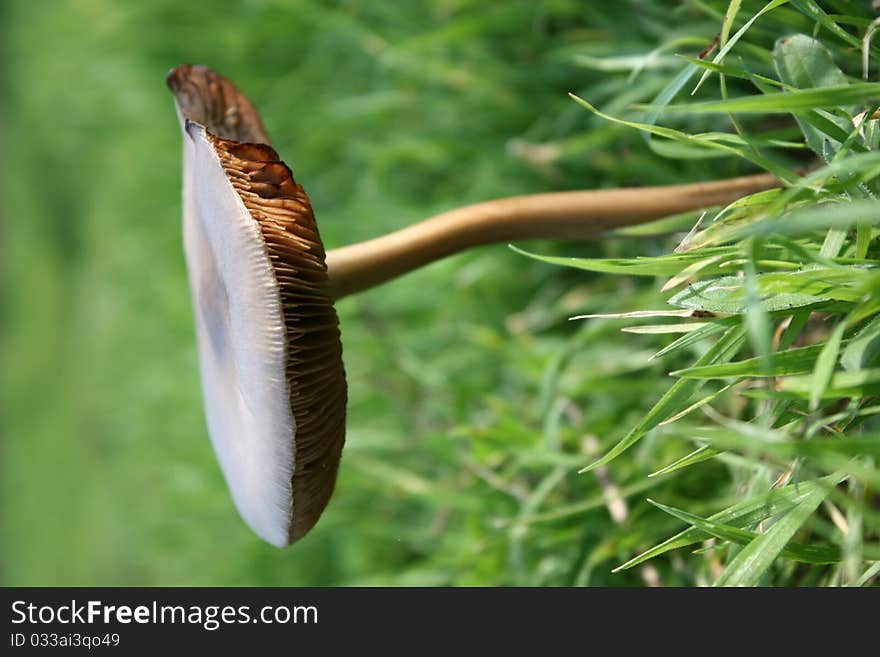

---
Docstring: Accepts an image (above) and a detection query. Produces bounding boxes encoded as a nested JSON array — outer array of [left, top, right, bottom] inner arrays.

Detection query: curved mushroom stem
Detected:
[[324, 172, 780, 299]]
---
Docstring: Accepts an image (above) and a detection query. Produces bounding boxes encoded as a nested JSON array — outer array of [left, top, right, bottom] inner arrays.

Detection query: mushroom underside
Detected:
[[171, 65, 347, 547]]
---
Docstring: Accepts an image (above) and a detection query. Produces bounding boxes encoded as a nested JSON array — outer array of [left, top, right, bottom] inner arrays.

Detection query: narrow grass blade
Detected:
[[622, 323, 711, 334], [714, 478, 833, 586], [856, 224, 873, 259], [648, 499, 842, 564], [570, 309, 697, 320], [509, 244, 736, 276], [790, 0, 862, 49], [649, 83, 880, 114], [739, 200, 880, 238], [657, 383, 736, 427], [581, 325, 745, 473], [691, 0, 791, 94], [650, 320, 735, 360], [841, 315, 880, 371], [677, 55, 784, 88], [810, 320, 847, 410], [857, 561, 880, 586], [672, 341, 836, 378], [614, 474, 842, 572], [648, 445, 721, 478], [779, 368, 880, 400], [568, 94, 795, 179]]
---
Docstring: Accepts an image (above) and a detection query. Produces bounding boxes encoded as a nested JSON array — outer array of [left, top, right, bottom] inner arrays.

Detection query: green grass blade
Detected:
[[672, 341, 835, 379], [774, 33, 852, 157], [779, 368, 880, 400], [692, 0, 791, 94], [643, 61, 699, 133], [714, 478, 833, 586], [677, 55, 785, 88], [509, 244, 736, 276], [841, 315, 880, 371], [857, 561, 880, 586], [648, 445, 721, 478], [740, 200, 880, 238], [568, 93, 796, 179], [790, 0, 862, 49], [614, 475, 843, 572], [647, 83, 880, 114], [810, 320, 847, 410], [856, 224, 873, 259], [581, 325, 745, 473], [650, 321, 733, 360], [648, 499, 842, 564], [668, 275, 826, 314]]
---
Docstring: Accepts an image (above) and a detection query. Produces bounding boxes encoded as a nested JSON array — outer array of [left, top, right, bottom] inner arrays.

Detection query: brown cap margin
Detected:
[[167, 64, 272, 145]]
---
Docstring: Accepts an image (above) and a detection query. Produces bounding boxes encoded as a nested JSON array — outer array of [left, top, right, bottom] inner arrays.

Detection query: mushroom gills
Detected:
[[180, 119, 346, 547]]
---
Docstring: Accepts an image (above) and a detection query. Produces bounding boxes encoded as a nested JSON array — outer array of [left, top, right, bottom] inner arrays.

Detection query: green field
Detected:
[[3, 1, 878, 586]]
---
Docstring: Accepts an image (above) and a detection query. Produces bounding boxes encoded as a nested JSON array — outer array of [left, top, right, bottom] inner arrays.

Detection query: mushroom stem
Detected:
[[324, 172, 779, 299]]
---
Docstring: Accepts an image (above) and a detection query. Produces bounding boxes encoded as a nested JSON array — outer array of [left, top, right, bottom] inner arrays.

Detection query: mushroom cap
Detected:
[[167, 65, 346, 546], [166, 64, 271, 144]]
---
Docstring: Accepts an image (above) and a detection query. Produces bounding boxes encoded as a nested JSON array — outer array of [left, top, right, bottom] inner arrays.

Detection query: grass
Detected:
[[2, 0, 878, 586]]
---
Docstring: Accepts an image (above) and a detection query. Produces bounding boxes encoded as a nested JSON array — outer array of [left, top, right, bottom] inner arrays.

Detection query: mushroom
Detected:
[[167, 64, 780, 547]]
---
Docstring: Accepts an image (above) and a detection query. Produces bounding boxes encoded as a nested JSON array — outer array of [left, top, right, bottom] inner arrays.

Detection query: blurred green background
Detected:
[[2, 0, 770, 585]]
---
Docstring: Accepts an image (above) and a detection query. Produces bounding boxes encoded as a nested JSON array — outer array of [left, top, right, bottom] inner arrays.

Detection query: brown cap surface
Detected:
[[167, 64, 272, 144]]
